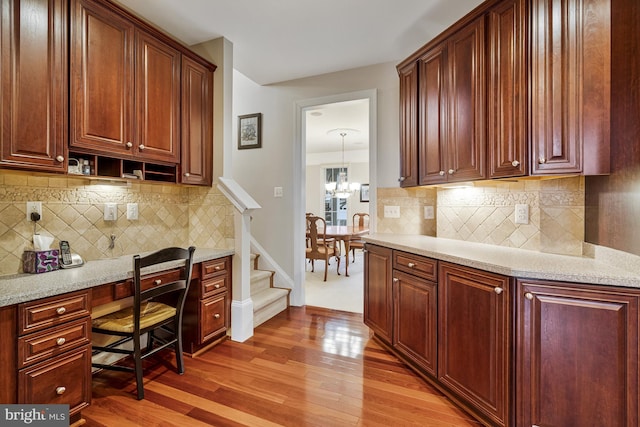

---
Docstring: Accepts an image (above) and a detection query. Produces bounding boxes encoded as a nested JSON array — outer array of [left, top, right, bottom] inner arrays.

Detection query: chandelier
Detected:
[[325, 129, 360, 198]]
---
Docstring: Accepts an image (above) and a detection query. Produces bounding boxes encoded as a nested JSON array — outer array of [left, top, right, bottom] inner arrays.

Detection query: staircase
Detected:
[[250, 254, 290, 327]]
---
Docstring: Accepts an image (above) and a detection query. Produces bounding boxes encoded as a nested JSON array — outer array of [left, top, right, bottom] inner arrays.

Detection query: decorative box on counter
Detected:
[[23, 250, 60, 274]]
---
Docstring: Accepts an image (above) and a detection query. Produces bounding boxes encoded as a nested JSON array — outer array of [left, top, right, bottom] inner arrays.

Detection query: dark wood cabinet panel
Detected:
[[181, 55, 213, 186], [364, 244, 393, 344], [516, 280, 639, 427], [393, 270, 437, 376], [398, 61, 418, 187], [0, 0, 67, 172], [438, 262, 510, 427], [487, 0, 526, 178], [530, 0, 610, 175]]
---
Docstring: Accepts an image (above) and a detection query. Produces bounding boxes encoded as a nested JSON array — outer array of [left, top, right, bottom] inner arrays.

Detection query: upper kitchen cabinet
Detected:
[[398, 15, 486, 186], [1, 0, 68, 172], [70, 0, 180, 164], [180, 55, 214, 186], [530, 0, 610, 175]]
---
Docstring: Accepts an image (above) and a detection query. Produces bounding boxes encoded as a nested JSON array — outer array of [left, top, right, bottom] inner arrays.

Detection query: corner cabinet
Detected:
[[0, 0, 68, 172], [363, 244, 393, 344], [516, 280, 639, 427]]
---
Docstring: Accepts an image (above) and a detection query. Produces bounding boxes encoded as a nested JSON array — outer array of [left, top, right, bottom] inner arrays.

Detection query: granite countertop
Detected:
[[364, 234, 640, 289], [0, 248, 234, 307]]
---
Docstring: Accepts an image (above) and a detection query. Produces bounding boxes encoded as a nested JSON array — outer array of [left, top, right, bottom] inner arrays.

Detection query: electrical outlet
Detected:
[[126, 203, 138, 220], [514, 204, 529, 225], [384, 205, 401, 218], [424, 205, 435, 220], [274, 187, 283, 198], [104, 203, 117, 221], [26, 201, 42, 221]]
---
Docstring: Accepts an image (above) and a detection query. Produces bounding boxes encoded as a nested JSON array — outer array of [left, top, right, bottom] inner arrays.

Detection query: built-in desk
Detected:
[[0, 248, 233, 425]]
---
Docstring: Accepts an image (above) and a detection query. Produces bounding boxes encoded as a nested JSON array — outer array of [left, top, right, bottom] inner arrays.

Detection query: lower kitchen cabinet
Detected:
[[364, 244, 393, 344], [438, 262, 511, 427], [516, 280, 639, 427]]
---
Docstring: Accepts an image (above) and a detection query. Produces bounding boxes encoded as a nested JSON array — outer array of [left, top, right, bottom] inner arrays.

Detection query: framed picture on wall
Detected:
[[360, 184, 370, 202], [238, 113, 262, 149]]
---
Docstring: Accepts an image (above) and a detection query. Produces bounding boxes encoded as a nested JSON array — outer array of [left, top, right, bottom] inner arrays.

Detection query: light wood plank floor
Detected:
[[84, 306, 481, 426]]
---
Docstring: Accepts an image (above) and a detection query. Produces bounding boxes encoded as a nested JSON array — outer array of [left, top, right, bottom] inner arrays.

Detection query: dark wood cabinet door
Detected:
[[516, 280, 639, 427], [398, 61, 418, 187], [136, 30, 180, 163], [487, 0, 526, 178], [364, 244, 393, 344], [438, 262, 510, 427], [446, 17, 486, 183], [1, 0, 67, 171], [71, 0, 134, 156], [418, 43, 448, 185], [530, 0, 610, 175], [393, 270, 437, 376], [181, 55, 213, 186]]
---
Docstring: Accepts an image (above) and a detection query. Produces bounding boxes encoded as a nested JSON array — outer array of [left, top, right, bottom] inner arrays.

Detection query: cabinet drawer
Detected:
[[201, 275, 227, 298], [112, 268, 182, 300], [393, 251, 437, 281], [19, 345, 91, 416], [18, 317, 91, 369], [19, 290, 91, 335], [200, 293, 227, 343], [202, 257, 229, 279]]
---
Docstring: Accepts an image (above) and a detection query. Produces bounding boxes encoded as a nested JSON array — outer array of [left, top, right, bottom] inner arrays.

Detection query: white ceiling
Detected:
[[114, 0, 484, 153]]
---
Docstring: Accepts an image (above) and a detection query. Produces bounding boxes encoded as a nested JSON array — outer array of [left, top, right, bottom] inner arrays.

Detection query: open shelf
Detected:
[[68, 152, 177, 184]]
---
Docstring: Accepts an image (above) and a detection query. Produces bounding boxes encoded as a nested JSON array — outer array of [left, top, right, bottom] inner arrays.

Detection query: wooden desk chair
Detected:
[[306, 215, 341, 281], [350, 213, 369, 261], [91, 246, 196, 400]]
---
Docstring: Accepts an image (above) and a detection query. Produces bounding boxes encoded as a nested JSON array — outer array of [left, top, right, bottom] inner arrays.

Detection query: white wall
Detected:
[[232, 61, 399, 280]]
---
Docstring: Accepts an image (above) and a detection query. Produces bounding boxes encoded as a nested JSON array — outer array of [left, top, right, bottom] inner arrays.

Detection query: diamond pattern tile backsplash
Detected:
[[0, 170, 234, 276]]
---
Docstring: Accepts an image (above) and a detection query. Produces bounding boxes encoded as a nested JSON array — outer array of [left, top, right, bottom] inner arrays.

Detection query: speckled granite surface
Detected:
[[364, 234, 640, 289], [0, 248, 234, 307]]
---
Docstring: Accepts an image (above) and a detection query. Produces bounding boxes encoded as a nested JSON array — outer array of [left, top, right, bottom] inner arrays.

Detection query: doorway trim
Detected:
[[291, 89, 378, 306]]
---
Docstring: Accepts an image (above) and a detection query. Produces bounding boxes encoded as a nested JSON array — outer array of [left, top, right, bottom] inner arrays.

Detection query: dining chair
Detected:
[[350, 213, 370, 261], [91, 246, 196, 400], [306, 215, 341, 281]]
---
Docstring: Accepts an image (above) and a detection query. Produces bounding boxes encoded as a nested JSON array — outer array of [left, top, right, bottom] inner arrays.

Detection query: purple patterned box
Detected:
[[23, 250, 60, 274]]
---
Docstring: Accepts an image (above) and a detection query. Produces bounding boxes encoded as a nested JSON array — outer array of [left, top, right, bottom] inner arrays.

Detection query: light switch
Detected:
[[384, 205, 400, 218], [274, 187, 283, 198]]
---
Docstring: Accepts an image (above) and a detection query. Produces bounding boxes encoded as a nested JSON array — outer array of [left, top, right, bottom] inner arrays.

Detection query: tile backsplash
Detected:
[[0, 170, 234, 276], [377, 176, 585, 256]]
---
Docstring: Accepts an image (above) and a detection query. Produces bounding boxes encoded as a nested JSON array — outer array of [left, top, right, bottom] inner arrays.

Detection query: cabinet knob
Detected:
[[538, 157, 546, 164], [407, 262, 416, 268], [214, 265, 221, 271], [139, 144, 145, 150], [184, 172, 190, 178], [393, 278, 399, 282], [56, 386, 66, 395], [439, 170, 445, 176], [56, 155, 64, 163], [448, 169, 455, 175], [126, 142, 133, 149], [214, 313, 221, 319], [56, 337, 66, 346], [398, 176, 406, 182], [525, 292, 534, 300], [214, 284, 221, 289], [494, 287, 503, 295], [154, 279, 162, 285], [511, 160, 520, 167], [56, 307, 66, 315]]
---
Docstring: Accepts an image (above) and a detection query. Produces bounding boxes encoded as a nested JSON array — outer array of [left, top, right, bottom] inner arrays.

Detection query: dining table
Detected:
[[320, 225, 369, 277]]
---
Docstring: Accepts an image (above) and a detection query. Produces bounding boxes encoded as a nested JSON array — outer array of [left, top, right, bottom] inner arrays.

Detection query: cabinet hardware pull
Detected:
[[393, 278, 399, 282], [407, 262, 416, 268], [398, 176, 405, 182], [511, 160, 520, 167], [184, 172, 190, 177], [154, 279, 162, 285], [56, 338, 66, 346], [139, 144, 145, 150], [525, 292, 534, 300], [439, 170, 445, 176], [448, 169, 455, 174], [56, 307, 66, 315], [56, 155, 64, 162], [538, 157, 546, 164], [214, 313, 221, 319], [214, 266, 221, 271], [214, 284, 220, 289], [494, 287, 503, 295], [126, 142, 133, 148], [56, 386, 66, 395]]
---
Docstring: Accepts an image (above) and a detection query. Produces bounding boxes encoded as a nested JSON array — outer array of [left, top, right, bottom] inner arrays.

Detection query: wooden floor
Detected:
[[84, 306, 481, 426]]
